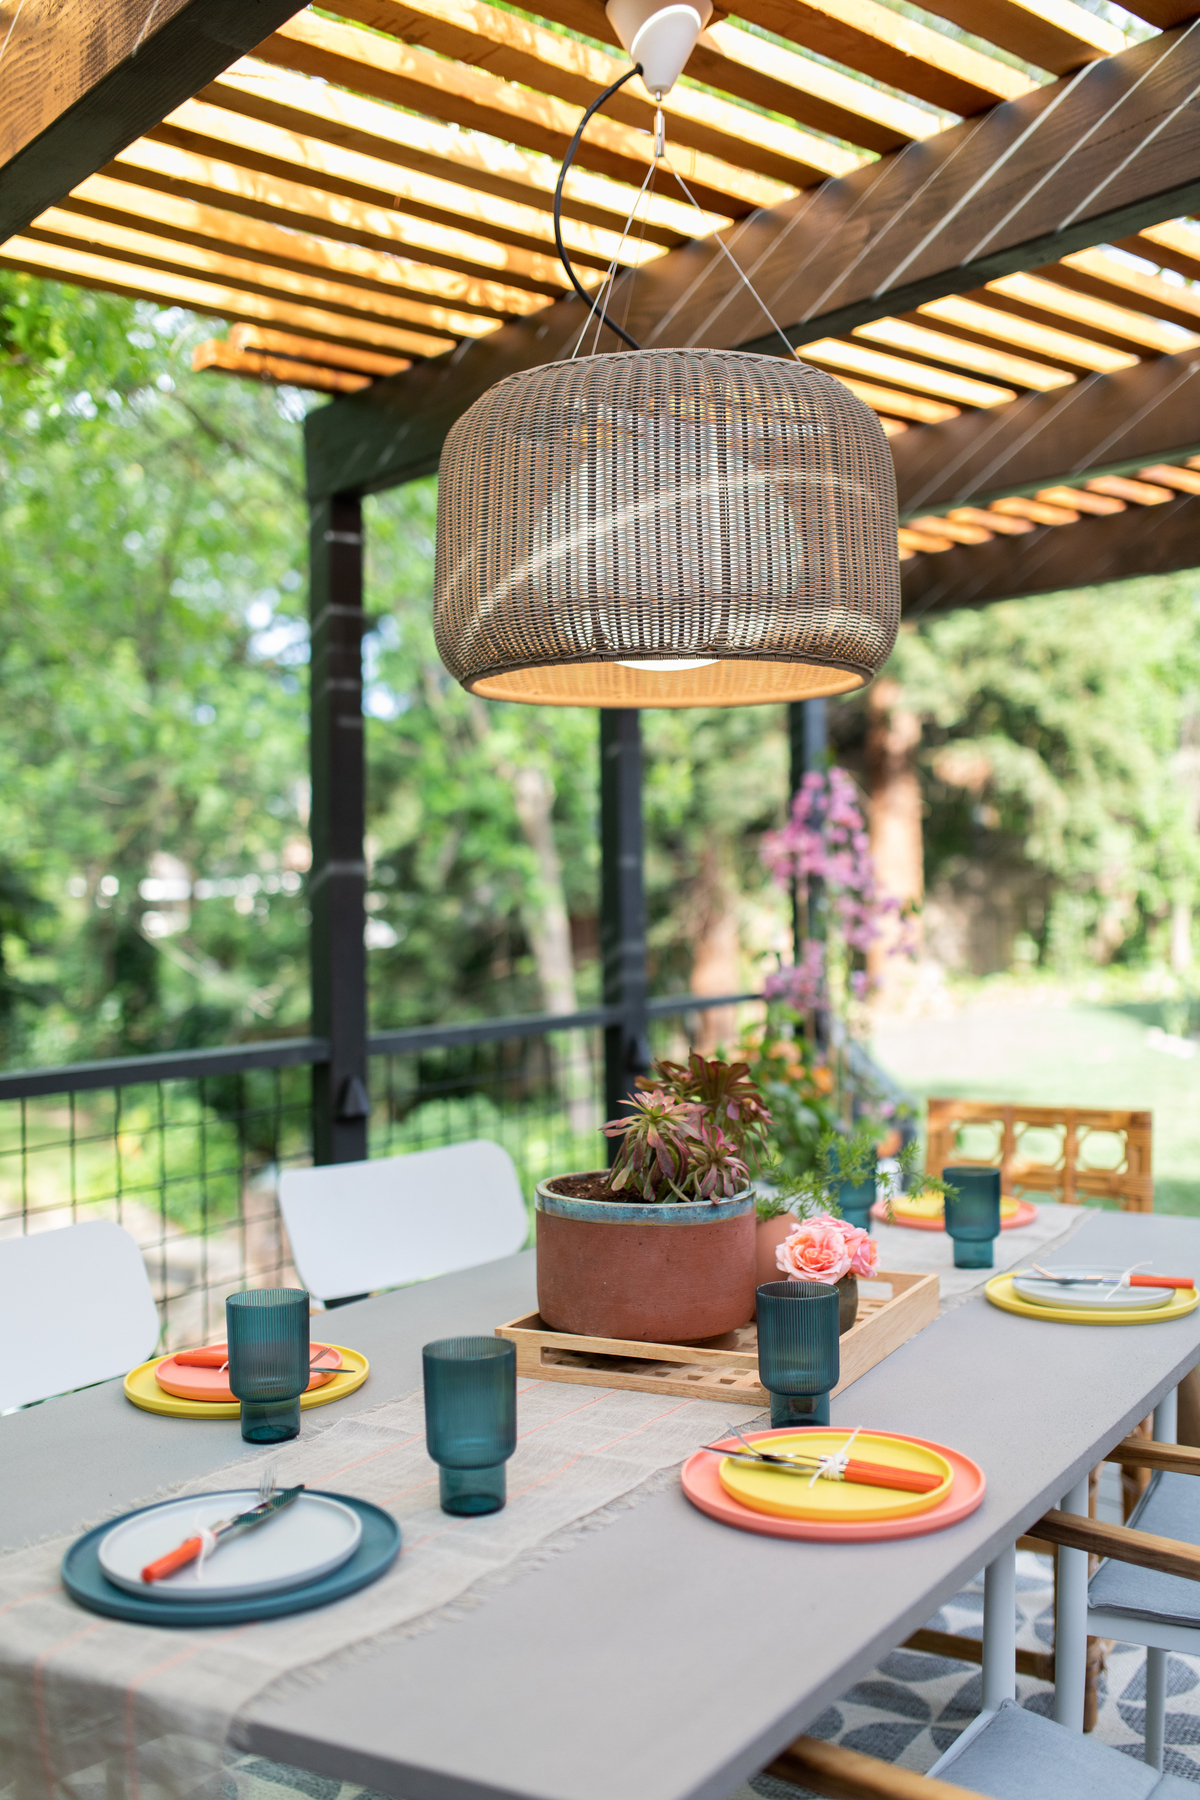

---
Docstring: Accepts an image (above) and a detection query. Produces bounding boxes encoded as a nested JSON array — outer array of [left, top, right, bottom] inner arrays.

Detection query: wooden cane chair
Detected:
[[924, 1099, 1153, 1212], [766, 1440, 1200, 1798], [905, 1102, 1156, 1722]]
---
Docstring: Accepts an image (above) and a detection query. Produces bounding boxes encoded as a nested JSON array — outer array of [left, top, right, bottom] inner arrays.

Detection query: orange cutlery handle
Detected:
[[1129, 1275, 1194, 1289], [173, 1347, 228, 1366], [844, 1460, 942, 1494], [142, 1536, 205, 1583]]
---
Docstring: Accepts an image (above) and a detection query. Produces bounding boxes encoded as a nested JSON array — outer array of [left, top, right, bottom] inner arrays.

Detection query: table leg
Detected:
[[1145, 1646, 1168, 1772], [982, 1543, 1017, 1709], [1053, 1475, 1090, 1731], [1154, 1385, 1178, 1445]]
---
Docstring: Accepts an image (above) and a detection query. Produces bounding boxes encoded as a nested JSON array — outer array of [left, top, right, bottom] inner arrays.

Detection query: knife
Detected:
[[140, 1484, 306, 1583], [1025, 1266, 1194, 1290]]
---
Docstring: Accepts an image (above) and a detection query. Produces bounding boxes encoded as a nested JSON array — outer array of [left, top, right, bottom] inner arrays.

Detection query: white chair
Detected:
[[0, 1220, 161, 1411], [278, 1139, 530, 1305]]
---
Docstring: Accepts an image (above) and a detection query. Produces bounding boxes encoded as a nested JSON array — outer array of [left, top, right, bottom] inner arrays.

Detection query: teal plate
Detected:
[[62, 1492, 400, 1626]]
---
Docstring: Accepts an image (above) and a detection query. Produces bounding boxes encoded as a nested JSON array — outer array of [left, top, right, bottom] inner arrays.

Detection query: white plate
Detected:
[[1012, 1266, 1174, 1312], [99, 1490, 363, 1601]]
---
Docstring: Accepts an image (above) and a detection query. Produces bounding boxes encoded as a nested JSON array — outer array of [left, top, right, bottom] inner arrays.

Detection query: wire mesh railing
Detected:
[[0, 996, 762, 1353]]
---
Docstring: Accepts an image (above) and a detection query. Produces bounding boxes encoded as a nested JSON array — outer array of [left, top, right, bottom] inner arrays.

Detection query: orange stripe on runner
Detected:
[[34, 1620, 106, 1798]]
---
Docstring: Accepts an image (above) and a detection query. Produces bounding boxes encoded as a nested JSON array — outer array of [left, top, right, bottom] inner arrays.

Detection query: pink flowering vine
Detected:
[[760, 767, 916, 1016]]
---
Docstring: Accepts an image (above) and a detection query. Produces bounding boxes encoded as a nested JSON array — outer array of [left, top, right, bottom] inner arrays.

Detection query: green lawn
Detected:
[[872, 995, 1200, 1216]]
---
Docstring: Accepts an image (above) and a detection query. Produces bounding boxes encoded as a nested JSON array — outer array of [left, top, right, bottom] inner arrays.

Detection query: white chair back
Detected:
[[0, 1220, 161, 1411], [278, 1139, 529, 1302]]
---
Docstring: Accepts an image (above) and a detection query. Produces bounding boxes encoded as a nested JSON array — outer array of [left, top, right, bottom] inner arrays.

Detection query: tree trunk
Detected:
[[865, 676, 924, 1006], [688, 847, 741, 1055], [509, 764, 578, 1018]]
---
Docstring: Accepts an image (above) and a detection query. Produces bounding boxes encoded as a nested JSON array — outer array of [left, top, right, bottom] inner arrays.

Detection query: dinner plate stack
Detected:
[[63, 1488, 401, 1624]]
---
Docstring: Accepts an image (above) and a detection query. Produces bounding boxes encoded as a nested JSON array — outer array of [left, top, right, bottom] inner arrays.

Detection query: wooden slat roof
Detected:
[[5, 0, 1200, 570]]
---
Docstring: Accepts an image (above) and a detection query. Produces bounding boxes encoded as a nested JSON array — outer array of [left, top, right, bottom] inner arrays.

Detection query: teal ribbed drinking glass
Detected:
[[423, 1337, 517, 1515], [832, 1140, 876, 1233], [755, 1280, 840, 1428], [942, 1166, 1001, 1269], [226, 1288, 310, 1443]]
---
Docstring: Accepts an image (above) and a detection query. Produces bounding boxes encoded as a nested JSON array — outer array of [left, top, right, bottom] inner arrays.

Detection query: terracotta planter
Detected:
[[755, 1213, 798, 1289], [535, 1176, 756, 1343]]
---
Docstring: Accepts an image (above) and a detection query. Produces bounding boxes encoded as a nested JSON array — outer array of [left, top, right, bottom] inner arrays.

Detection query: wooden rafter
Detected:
[[230, 324, 409, 374], [193, 338, 375, 391], [23, 205, 500, 339], [304, 24, 1200, 497], [711, 0, 1037, 115], [321, 0, 856, 192], [902, 490, 1200, 614], [976, 270, 1200, 356], [891, 347, 1200, 516], [151, 96, 666, 274], [908, 295, 1139, 374], [255, 10, 793, 215], [0, 235, 452, 356], [205, 60, 723, 247], [0, 0, 305, 240], [918, 0, 1124, 74], [59, 174, 544, 319], [524, 0, 953, 152], [1037, 245, 1200, 337], [105, 138, 571, 294], [850, 317, 1074, 390]]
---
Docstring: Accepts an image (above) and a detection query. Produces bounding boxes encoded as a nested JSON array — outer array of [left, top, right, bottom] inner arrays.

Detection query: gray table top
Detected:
[[8, 1209, 1200, 1800]]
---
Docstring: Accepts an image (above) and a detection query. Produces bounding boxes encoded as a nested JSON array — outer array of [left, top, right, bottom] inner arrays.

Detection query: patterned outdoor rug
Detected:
[[216, 1550, 1200, 1799]]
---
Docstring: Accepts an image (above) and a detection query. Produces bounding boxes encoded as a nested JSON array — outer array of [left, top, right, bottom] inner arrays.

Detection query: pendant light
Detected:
[[433, 5, 900, 710]]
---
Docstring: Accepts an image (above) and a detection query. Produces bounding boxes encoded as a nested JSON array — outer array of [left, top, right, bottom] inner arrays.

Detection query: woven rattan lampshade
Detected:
[[434, 349, 899, 709]]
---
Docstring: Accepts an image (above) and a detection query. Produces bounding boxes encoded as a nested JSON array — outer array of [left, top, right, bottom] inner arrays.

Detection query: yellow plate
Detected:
[[123, 1344, 369, 1417], [985, 1276, 1199, 1326], [893, 1191, 1019, 1222], [718, 1430, 953, 1523]]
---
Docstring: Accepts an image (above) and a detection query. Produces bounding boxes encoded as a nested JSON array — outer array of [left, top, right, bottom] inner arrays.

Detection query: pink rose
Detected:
[[776, 1218, 852, 1285], [824, 1213, 878, 1278]]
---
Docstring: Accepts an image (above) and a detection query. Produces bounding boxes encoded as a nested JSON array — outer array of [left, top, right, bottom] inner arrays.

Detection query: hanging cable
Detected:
[[554, 64, 645, 352]]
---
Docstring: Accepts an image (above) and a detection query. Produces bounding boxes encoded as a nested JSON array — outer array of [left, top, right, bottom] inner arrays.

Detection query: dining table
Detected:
[[6, 1206, 1200, 1800]]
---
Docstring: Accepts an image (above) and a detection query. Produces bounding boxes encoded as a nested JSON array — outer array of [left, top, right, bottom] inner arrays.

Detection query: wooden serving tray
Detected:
[[496, 1269, 939, 1407]]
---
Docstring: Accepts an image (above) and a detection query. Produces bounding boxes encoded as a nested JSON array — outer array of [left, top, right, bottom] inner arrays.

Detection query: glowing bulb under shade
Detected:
[[617, 658, 719, 672]]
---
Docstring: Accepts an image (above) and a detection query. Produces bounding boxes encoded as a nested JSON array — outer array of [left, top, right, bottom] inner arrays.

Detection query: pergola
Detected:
[[5, 0, 1200, 1170]]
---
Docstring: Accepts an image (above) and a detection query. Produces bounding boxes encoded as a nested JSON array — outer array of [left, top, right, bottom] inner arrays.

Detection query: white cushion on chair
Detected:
[[929, 1700, 1193, 1798], [1089, 1471, 1200, 1629], [278, 1140, 529, 1301]]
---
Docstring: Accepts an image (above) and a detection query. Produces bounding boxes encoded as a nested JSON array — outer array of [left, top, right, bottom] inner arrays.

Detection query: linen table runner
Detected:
[[0, 1380, 765, 1800]]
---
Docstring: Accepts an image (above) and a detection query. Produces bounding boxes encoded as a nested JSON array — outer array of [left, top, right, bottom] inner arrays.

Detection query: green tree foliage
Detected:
[[886, 582, 1200, 969], [0, 275, 315, 1063]]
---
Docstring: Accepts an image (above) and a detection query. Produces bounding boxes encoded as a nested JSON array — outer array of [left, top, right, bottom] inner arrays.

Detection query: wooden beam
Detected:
[[0, 0, 305, 241], [717, 0, 1036, 115], [257, 10, 791, 216], [321, 0, 853, 193], [971, 270, 1200, 357], [26, 205, 496, 339], [193, 338, 374, 391], [851, 317, 1074, 390], [768, 1735, 982, 1800], [520, 0, 952, 152], [911, 294, 1139, 374], [901, 490, 1200, 615], [106, 138, 569, 295], [0, 235, 445, 357], [61, 173, 542, 319], [1039, 245, 1200, 338], [804, 339, 1016, 407], [229, 325, 407, 375], [918, 0, 1123, 75], [153, 96, 664, 274], [1123, 217, 1200, 282], [205, 60, 718, 248], [303, 23, 1200, 498], [1107, 1435, 1200, 1474], [891, 348, 1200, 517]]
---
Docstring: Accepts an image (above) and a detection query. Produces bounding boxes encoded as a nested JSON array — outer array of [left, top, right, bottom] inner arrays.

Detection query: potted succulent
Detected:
[[535, 1053, 771, 1343]]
